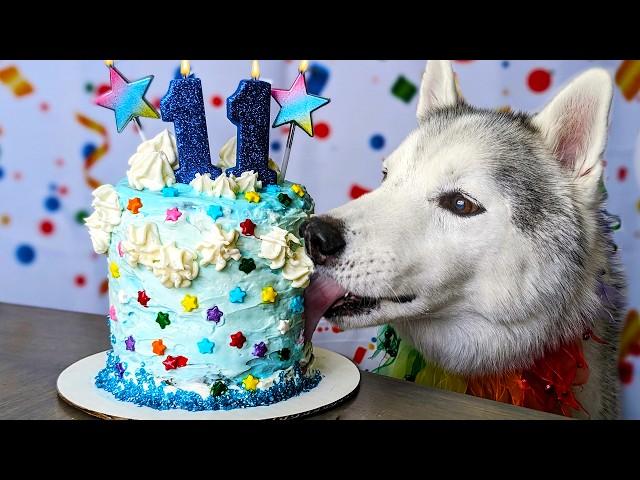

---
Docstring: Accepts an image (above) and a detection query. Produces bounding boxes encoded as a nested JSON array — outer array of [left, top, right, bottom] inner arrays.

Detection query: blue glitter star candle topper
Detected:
[[271, 60, 330, 181], [161, 61, 220, 184], [226, 60, 276, 186], [95, 61, 160, 137]]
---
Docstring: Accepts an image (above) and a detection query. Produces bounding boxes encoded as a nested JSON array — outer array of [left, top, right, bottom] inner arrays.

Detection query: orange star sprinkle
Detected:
[[152, 339, 166, 355], [127, 197, 143, 214]]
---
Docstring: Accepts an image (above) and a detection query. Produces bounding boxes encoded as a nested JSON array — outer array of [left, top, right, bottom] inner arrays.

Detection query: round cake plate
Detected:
[[57, 347, 360, 420]]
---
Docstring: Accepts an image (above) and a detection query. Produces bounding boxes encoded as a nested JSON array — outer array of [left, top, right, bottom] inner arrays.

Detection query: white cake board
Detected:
[[57, 348, 360, 420]]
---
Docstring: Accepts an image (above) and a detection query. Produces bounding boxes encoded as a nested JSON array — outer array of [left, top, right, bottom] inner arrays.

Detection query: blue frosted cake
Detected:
[[85, 130, 320, 410]]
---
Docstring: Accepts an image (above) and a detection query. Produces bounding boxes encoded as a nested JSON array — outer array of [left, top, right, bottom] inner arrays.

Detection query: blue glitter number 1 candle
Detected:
[[226, 60, 276, 186], [160, 61, 220, 184]]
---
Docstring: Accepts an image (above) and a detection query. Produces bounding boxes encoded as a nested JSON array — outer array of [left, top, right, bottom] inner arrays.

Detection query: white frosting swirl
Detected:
[[282, 247, 314, 288], [190, 173, 237, 199], [126, 130, 178, 191], [217, 135, 282, 183], [151, 242, 199, 288], [85, 184, 122, 254], [195, 224, 241, 271], [232, 170, 262, 193], [258, 227, 300, 269], [121, 223, 161, 268]]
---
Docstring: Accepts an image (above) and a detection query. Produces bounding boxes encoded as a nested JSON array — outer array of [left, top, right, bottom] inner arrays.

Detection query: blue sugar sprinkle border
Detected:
[[95, 351, 322, 412]]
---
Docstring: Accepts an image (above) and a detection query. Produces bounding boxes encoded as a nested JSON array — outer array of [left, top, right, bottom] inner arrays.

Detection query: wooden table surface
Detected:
[[0, 302, 564, 420]]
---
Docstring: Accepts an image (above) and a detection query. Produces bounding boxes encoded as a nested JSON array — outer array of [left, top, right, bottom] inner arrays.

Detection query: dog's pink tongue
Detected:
[[303, 274, 347, 340]]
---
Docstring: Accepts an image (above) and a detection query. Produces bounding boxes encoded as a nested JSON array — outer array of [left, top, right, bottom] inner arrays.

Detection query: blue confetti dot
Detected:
[[369, 134, 385, 150], [501, 61, 510, 69], [82, 142, 96, 158], [44, 196, 61, 212], [271, 141, 281, 152], [49, 182, 57, 191], [16, 244, 36, 264], [371, 337, 377, 343], [0, 165, 4, 180]]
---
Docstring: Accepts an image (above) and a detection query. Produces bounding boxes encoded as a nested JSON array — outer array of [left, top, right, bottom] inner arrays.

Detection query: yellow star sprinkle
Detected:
[[291, 184, 305, 197], [181, 294, 198, 312], [242, 374, 259, 391], [244, 191, 261, 203], [109, 262, 120, 278], [261, 286, 278, 303]]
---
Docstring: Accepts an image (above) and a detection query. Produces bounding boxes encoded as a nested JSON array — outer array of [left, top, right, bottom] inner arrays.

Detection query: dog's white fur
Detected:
[[315, 61, 623, 418]]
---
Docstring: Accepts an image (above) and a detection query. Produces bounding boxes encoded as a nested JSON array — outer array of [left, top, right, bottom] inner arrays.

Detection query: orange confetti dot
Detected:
[[127, 197, 142, 214], [152, 339, 166, 355], [636, 199, 640, 212], [0, 214, 10, 226], [368, 343, 375, 350]]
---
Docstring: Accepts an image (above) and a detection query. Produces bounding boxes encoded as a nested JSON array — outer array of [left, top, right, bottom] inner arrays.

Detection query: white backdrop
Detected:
[[0, 60, 638, 417]]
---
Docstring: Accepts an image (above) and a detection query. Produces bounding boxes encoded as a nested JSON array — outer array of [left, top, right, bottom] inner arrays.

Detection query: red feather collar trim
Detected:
[[465, 330, 606, 418]]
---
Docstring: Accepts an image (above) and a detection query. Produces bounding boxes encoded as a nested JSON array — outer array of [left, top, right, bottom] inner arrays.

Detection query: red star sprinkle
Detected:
[[240, 218, 256, 236], [137, 290, 150, 307], [127, 197, 143, 214], [230, 331, 246, 348], [163, 355, 188, 370]]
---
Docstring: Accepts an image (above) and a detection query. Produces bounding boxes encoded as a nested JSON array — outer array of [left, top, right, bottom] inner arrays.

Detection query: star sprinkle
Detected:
[[278, 320, 291, 335], [229, 331, 246, 348], [138, 290, 150, 307], [152, 339, 166, 355], [125, 335, 136, 351], [229, 287, 246, 303], [206, 205, 223, 221], [117, 241, 125, 257], [109, 262, 120, 278], [244, 191, 261, 203], [239, 258, 256, 274], [278, 348, 291, 361], [197, 338, 215, 354], [127, 197, 143, 214], [109, 305, 118, 321], [240, 218, 256, 236], [163, 355, 188, 371], [271, 73, 330, 136], [115, 362, 125, 377], [207, 306, 223, 323], [118, 290, 130, 304], [156, 312, 170, 329], [162, 187, 178, 197], [165, 207, 182, 222], [261, 286, 278, 303], [210, 381, 228, 397], [252, 341, 267, 358], [290, 296, 304, 313], [242, 374, 259, 391], [181, 294, 198, 312], [291, 184, 305, 197], [95, 65, 160, 133], [277, 193, 292, 206]]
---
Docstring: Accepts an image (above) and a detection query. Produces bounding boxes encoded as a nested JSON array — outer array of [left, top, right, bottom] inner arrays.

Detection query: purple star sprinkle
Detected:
[[252, 341, 268, 358], [125, 335, 136, 351], [207, 306, 223, 323], [115, 362, 125, 377]]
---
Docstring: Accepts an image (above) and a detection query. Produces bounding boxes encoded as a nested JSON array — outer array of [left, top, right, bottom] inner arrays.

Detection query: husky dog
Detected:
[[302, 60, 625, 419]]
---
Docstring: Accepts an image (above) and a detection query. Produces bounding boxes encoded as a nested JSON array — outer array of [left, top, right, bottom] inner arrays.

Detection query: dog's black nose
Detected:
[[300, 216, 346, 265]]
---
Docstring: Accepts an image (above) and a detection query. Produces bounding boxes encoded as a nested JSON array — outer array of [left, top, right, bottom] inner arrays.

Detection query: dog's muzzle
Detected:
[[300, 216, 346, 265]]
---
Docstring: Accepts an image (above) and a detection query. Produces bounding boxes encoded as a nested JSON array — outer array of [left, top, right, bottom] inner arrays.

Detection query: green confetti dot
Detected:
[[75, 209, 89, 224], [85, 82, 94, 93], [391, 75, 417, 103]]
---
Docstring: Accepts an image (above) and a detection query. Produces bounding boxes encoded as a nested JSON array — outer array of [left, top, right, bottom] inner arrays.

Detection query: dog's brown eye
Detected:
[[439, 192, 484, 217]]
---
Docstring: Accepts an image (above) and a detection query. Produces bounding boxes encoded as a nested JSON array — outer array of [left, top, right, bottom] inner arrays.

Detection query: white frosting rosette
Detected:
[[216, 135, 282, 183], [259, 227, 314, 287], [151, 242, 199, 288], [121, 223, 162, 268], [85, 184, 122, 254], [282, 247, 314, 288], [126, 130, 178, 191], [190, 173, 238, 199], [195, 224, 241, 271]]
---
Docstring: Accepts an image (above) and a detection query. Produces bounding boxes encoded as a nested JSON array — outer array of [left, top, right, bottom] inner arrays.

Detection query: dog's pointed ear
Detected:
[[533, 68, 613, 194], [417, 60, 459, 122]]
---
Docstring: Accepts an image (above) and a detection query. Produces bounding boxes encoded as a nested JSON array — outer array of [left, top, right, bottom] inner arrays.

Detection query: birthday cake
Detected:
[[85, 130, 320, 410]]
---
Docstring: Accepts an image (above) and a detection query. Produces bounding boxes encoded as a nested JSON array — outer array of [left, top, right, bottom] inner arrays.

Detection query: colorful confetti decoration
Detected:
[[75, 113, 109, 190], [615, 60, 640, 101], [391, 75, 417, 103], [0, 65, 34, 97]]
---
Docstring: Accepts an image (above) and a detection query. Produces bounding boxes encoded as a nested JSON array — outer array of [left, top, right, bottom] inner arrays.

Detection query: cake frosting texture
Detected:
[[88, 130, 320, 410]]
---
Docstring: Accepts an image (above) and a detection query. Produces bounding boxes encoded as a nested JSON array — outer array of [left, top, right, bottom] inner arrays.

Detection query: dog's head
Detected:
[[303, 60, 614, 375]]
